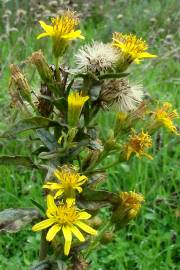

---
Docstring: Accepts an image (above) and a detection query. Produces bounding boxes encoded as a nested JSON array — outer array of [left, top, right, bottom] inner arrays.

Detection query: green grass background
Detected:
[[0, 0, 180, 269]]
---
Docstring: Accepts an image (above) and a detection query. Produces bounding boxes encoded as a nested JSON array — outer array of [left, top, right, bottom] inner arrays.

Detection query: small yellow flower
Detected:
[[32, 195, 97, 256], [119, 191, 144, 217], [152, 102, 179, 135], [68, 91, 89, 127], [112, 191, 144, 226], [125, 129, 153, 160], [37, 11, 84, 58], [43, 165, 87, 206], [112, 32, 157, 69]]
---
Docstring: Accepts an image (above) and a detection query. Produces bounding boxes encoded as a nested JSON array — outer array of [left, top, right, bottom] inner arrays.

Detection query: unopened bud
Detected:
[[9, 64, 32, 104], [112, 191, 144, 228], [104, 129, 118, 151], [100, 231, 114, 244], [30, 50, 53, 83], [68, 91, 89, 127], [87, 216, 102, 228], [82, 149, 101, 170], [114, 111, 128, 135]]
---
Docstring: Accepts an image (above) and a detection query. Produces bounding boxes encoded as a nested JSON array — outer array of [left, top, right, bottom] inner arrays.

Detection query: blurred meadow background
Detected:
[[0, 0, 180, 269]]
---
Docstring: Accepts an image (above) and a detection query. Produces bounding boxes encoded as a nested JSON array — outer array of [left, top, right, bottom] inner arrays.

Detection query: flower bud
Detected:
[[112, 191, 144, 227], [100, 231, 114, 244], [9, 64, 32, 104], [68, 91, 89, 127], [30, 50, 53, 83]]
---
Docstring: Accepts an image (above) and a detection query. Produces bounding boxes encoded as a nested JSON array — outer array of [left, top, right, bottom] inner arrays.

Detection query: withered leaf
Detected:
[[0, 208, 40, 233]]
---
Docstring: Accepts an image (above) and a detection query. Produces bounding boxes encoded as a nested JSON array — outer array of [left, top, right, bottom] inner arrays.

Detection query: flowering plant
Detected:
[[0, 10, 178, 269]]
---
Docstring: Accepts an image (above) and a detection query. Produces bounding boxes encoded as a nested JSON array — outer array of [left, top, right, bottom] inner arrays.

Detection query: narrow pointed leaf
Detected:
[[0, 208, 40, 233], [0, 155, 37, 168], [81, 189, 119, 204], [1, 117, 61, 138]]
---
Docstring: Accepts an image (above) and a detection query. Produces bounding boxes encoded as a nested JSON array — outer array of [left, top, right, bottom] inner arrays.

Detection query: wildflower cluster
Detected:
[[1, 9, 179, 269]]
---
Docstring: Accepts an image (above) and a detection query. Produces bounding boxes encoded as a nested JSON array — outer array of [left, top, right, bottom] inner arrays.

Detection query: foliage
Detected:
[[0, 1, 180, 270]]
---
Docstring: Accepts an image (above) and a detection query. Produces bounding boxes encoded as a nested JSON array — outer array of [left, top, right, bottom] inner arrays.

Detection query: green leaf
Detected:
[[0, 208, 40, 233], [89, 85, 102, 101], [31, 260, 67, 270], [56, 260, 67, 270], [81, 189, 119, 204], [1, 117, 61, 138], [99, 72, 129, 80], [31, 199, 45, 214], [30, 260, 52, 270], [39, 151, 60, 160], [0, 155, 37, 168], [53, 98, 68, 112], [36, 129, 59, 151]]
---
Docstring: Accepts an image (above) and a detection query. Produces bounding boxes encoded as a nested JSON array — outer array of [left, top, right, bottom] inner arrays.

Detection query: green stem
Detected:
[[85, 221, 111, 258], [82, 149, 109, 174], [39, 230, 48, 261], [55, 57, 61, 82], [84, 158, 122, 175]]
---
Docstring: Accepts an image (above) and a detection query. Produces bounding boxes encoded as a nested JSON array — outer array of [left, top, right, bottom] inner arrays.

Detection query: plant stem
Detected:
[[39, 230, 48, 261], [85, 221, 111, 258], [55, 57, 61, 82], [84, 159, 121, 175]]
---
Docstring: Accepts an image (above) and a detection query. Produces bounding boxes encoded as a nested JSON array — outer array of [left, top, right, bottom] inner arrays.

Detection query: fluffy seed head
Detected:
[[75, 42, 118, 74], [100, 78, 144, 112]]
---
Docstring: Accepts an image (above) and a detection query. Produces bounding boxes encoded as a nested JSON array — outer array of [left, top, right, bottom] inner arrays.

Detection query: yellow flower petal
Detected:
[[54, 170, 62, 180], [62, 225, 72, 256], [138, 52, 157, 59], [78, 211, 91, 220], [54, 189, 64, 199], [39, 21, 54, 35], [62, 30, 84, 40], [77, 175, 87, 183], [112, 39, 124, 49], [43, 182, 63, 190], [75, 186, 83, 193], [75, 221, 97, 235], [32, 219, 55, 231], [46, 224, 61, 241], [47, 195, 58, 212], [66, 197, 75, 207], [37, 32, 50, 40], [70, 225, 85, 242]]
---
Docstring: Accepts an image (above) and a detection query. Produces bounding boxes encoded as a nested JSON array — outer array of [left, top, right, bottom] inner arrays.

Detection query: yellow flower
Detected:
[[112, 32, 157, 69], [125, 129, 153, 160], [37, 11, 84, 58], [32, 195, 97, 256], [152, 102, 179, 135], [120, 191, 144, 217], [43, 165, 87, 206], [68, 91, 89, 127], [112, 191, 144, 226]]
